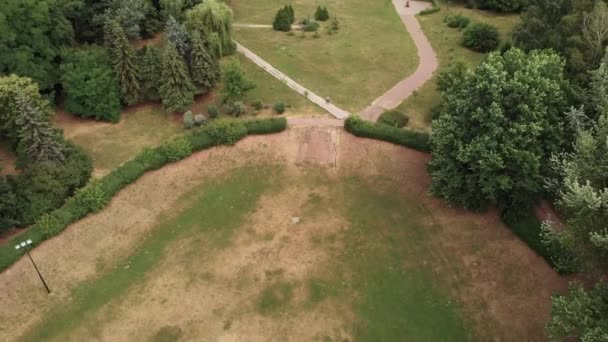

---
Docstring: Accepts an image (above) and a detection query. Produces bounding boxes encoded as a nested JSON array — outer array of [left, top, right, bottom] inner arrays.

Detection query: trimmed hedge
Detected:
[[0, 117, 287, 272], [345, 115, 430, 152]]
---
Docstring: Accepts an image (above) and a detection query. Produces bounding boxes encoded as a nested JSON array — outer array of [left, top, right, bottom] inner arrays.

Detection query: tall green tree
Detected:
[[161, 0, 185, 20], [0, 0, 75, 91], [158, 43, 195, 112], [60, 47, 121, 122], [429, 49, 570, 215], [14, 94, 65, 164], [165, 16, 191, 61], [273, 7, 292, 32], [137, 45, 163, 101], [104, 20, 141, 105], [94, 0, 150, 40], [189, 32, 220, 95], [184, 0, 234, 56], [221, 59, 255, 101]]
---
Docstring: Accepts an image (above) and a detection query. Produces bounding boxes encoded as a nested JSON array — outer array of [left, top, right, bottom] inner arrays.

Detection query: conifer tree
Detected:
[[138, 45, 163, 101], [14, 94, 65, 163], [104, 20, 141, 105], [314, 6, 329, 21], [159, 43, 195, 112], [189, 32, 220, 95], [286, 5, 295, 24], [273, 7, 291, 32], [165, 16, 191, 61]]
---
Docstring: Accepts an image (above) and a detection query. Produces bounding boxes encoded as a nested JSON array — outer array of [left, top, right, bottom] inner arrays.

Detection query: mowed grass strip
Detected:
[[19, 166, 278, 342], [230, 0, 418, 112]]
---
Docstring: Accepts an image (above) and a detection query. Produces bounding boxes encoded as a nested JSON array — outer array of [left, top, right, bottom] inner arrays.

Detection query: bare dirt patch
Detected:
[[0, 143, 17, 176]]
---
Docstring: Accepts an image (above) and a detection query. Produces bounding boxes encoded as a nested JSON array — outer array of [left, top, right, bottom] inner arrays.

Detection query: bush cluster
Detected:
[[314, 6, 330, 21], [225, 101, 247, 117], [378, 110, 409, 128], [445, 15, 470, 29], [0, 117, 287, 272], [462, 23, 500, 52], [273, 102, 287, 114], [344, 115, 430, 152], [303, 19, 320, 32]]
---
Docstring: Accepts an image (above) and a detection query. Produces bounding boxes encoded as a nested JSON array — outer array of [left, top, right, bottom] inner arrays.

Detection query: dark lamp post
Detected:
[[15, 239, 51, 294]]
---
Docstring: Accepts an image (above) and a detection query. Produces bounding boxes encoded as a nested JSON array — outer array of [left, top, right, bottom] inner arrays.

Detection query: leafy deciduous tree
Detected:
[[221, 59, 255, 101]]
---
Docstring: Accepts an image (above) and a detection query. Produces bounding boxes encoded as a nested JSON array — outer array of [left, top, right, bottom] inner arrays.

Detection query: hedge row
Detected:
[[344, 115, 430, 152], [420, 0, 441, 15], [0, 117, 287, 272]]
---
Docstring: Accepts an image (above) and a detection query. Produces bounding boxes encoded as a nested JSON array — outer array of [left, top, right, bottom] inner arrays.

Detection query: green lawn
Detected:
[[230, 0, 419, 112], [397, 3, 520, 131]]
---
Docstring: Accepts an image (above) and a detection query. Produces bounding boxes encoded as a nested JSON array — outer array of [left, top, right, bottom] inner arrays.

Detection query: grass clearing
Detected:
[[397, 3, 520, 130], [230, 0, 418, 112]]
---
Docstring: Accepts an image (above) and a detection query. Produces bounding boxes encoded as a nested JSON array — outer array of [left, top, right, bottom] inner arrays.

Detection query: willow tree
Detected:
[[185, 0, 234, 56]]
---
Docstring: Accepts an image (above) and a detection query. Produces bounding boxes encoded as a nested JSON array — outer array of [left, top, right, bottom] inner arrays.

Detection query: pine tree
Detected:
[[14, 94, 65, 164], [273, 8, 291, 32], [189, 32, 220, 95], [286, 5, 295, 24], [138, 45, 163, 101], [104, 19, 141, 106], [159, 43, 195, 112], [165, 16, 191, 61]]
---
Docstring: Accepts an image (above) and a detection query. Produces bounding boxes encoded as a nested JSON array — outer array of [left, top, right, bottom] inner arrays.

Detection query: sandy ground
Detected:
[[0, 127, 567, 341], [0, 143, 16, 176]]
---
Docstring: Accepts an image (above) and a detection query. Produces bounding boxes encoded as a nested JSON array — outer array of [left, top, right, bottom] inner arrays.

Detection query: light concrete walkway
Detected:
[[235, 42, 350, 120], [235, 0, 438, 125], [360, 0, 438, 121]]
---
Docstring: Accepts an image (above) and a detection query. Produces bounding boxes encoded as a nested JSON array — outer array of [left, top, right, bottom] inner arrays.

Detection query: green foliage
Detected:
[[471, 0, 526, 12], [165, 16, 191, 61], [104, 20, 141, 106], [96, 0, 151, 40], [60, 47, 121, 122], [159, 43, 196, 112], [137, 45, 163, 101], [252, 99, 263, 111], [189, 32, 220, 95], [429, 49, 569, 212], [546, 282, 608, 341], [160, 136, 193, 161], [36, 213, 62, 238], [243, 117, 287, 134], [303, 20, 320, 32], [314, 6, 330, 21], [0, 0, 74, 91], [74, 182, 109, 213], [273, 7, 293, 32], [161, 0, 185, 21], [221, 59, 255, 100], [502, 209, 557, 268], [378, 110, 409, 128], [462, 23, 500, 52], [225, 101, 246, 117], [330, 16, 340, 32], [183, 110, 195, 128], [205, 119, 248, 145], [419, 1, 441, 16], [445, 15, 470, 29], [540, 221, 580, 273], [285, 4, 295, 24], [513, 0, 597, 85], [273, 102, 287, 114], [193, 113, 206, 126], [184, 0, 234, 56], [345, 115, 430, 152], [208, 104, 220, 118]]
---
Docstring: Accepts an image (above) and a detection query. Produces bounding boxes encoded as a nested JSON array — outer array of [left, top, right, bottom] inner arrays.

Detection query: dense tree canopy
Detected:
[[105, 20, 141, 106], [159, 43, 195, 112], [189, 32, 220, 95], [0, 0, 75, 91], [429, 49, 570, 215], [60, 47, 121, 122], [185, 0, 234, 56]]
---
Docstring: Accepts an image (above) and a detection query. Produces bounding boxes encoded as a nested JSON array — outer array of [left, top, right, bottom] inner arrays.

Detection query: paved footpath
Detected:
[[235, 42, 350, 120], [235, 0, 437, 125], [360, 0, 438, 121]]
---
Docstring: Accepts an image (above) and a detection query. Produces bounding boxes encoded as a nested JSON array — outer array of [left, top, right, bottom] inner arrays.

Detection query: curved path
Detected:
[[237, 0, 438, 124]]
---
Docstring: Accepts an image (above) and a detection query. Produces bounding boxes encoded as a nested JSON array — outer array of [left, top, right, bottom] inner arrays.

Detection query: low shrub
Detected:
[[205, 119, 248, 145], [1, 118, 287, 272], [273, 102, 287, 114], [344, 115, 430, 152], [303, 20, 320, 32], [462, 23, 500, 52], [378, 110, 409, 128], [208, 104, 220, 119], [194, 113, 206, 126], [225, 101, 246, 117], [160, 136, 193, 161], [183, 111, 194, 129], [74, 182, 108, 213], [252, 100, 263, 111], [446, 15, 470, 29]]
